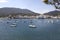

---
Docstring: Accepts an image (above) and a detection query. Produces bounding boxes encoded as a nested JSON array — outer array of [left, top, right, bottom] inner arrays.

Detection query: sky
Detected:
[[0, 0, 56, 14]]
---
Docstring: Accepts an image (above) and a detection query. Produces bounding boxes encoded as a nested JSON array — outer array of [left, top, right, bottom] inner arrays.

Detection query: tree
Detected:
[[43, 0, 60, 9], [43, 0, 48, 4]]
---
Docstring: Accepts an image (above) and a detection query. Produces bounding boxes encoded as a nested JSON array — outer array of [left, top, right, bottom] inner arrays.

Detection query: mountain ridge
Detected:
[[44, 10, 60, 16], [0, 7, 40, 17]]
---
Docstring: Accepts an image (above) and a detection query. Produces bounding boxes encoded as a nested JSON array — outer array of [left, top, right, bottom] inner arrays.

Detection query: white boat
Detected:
[[29, 25, 36, 28], [10, 25, 16, 27], [7, 21, 11, 23], [10, 23, 16, 27], [12, 23, 16, 25]]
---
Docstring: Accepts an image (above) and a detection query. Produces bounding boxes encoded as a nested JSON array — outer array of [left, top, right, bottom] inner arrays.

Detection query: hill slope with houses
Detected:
[[0, 7, 40, 18], [43, 10, 60, 18]]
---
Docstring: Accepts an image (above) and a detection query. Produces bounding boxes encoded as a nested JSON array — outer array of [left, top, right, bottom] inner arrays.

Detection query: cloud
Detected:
[[0, 0, 8, 3]]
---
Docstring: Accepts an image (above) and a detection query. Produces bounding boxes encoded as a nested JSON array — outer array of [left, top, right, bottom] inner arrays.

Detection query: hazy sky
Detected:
[[0, 0, 56, 14]]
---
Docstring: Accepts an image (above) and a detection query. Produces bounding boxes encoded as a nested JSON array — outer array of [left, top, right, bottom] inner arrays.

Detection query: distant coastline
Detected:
[[0, 7, 60, 19], [0, 14, 60, 19]]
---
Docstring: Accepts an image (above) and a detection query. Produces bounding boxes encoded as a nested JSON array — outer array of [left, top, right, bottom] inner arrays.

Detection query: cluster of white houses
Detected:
[[3, 14, 60, 19], [7, 15, 40, 19], [38, 14, 60, 19]]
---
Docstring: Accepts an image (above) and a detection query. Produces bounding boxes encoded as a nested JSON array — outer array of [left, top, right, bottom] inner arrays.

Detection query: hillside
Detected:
[[0, 7, 40, 17], [44, 10, 60, 16]]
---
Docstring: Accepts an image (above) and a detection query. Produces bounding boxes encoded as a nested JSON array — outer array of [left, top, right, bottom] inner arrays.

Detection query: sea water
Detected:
[[0, 19, 60, 40]]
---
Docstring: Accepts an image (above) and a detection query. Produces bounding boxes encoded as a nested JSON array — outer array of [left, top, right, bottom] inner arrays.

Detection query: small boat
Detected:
[[7, 21, 11, 23], [29, 25, 36, 28], [10, 23, 16, 27], [12, 23, 16, 25], [10, 25, 16, 27]]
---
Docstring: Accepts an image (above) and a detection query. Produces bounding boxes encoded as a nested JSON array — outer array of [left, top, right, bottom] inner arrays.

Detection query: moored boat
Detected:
[[29, 25, 36, 28]]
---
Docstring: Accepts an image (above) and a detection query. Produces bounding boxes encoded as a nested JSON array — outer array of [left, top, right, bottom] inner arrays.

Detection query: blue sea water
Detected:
[[0, 19, 60, 40]]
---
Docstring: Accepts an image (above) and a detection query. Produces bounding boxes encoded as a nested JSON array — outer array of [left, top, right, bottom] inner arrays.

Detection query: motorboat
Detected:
[[10, 25, 16, 27], [10, 23, 16, 27], [29, 24, 36, 28]]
